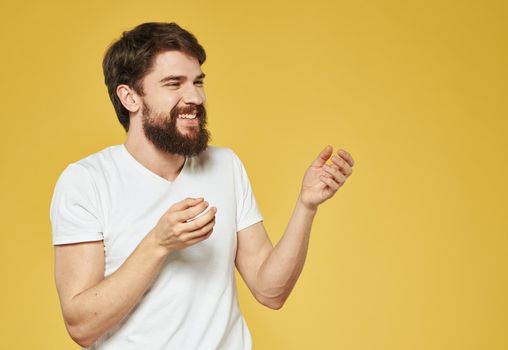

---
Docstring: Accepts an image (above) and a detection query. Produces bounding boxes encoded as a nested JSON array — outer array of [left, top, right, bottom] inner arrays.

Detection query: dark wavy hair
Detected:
[[102, 22, 206, 131]]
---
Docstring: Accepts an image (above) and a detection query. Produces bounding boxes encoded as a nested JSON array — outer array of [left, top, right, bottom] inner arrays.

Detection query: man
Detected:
[[50, 22, 354, 349]]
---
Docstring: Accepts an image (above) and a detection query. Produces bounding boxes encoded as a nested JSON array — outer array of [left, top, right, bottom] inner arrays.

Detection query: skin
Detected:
[[54, 50, 355, 347]]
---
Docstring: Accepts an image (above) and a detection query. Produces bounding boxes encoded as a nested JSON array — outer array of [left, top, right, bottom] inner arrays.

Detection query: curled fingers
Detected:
[[331, 155, 353, 177], [323, 164, 346, 187], [180, 206, 217, 236]]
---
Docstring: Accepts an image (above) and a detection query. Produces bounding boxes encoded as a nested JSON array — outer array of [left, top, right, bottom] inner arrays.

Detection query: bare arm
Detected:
[[235, 199, 316, 309], [235, 147, 355, 309], [55, 198, 217, 347]]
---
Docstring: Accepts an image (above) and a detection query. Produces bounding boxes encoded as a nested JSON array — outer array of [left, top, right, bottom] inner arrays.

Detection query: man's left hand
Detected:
[[299, 145, 355, 211]]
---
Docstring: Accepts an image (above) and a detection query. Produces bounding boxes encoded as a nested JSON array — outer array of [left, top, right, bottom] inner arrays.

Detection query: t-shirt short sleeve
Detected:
[[229, 150, 263, 232], [50, 163, 104, 245]]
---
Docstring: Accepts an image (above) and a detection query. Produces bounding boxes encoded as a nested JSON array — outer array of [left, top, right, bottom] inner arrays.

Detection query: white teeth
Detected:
[[178, 113, 197, 119]]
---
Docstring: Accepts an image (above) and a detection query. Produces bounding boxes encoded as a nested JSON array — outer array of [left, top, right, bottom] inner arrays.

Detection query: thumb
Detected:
[[311, 145, 333, 167]]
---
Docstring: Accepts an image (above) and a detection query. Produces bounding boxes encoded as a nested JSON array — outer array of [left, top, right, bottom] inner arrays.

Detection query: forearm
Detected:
[[66, 231, 168, 346], [257, 196, 317, 305]]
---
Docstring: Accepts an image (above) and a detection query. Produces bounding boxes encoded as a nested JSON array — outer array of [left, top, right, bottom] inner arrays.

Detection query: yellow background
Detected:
[[1, 0, 507, 349]]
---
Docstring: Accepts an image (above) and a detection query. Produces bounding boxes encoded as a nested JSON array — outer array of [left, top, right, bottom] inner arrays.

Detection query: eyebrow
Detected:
[[159, 73, 206, 84]]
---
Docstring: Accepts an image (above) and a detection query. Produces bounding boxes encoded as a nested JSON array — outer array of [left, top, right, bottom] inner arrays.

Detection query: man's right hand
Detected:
[[55, 198, 216, 347], [151, 197, 217, 255]]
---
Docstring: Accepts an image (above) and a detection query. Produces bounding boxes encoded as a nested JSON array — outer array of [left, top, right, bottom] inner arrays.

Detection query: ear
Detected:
[[116, 84, 140, 113]]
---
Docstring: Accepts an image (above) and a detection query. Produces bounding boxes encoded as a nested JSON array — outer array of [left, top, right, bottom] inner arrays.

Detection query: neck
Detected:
[[124, 128, 186, 182]]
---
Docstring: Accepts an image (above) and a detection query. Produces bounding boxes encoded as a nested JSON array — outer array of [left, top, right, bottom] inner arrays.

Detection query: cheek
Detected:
[[198, 89, 206, 103], [152, 93, 182, 111]]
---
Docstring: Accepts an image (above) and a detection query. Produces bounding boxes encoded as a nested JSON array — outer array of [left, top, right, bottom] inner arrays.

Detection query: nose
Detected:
[[182, 84, 205, 105]]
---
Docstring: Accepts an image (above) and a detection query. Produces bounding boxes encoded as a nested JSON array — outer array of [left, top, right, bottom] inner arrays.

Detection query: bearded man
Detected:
[[50, 22, 355, 349]]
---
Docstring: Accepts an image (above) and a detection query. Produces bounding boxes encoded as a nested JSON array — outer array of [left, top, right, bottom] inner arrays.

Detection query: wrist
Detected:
[[297, 195, 318, 216], [145, 229, 172, 259]]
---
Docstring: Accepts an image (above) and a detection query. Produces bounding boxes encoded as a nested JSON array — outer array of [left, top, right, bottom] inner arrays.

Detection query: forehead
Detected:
[[146, 50, 203, 81]]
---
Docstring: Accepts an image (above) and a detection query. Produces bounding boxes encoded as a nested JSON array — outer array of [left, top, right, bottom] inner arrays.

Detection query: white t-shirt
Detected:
[[50, 144, 263, 350]]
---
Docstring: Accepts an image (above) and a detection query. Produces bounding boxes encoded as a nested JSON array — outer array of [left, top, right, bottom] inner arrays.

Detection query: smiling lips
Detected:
[[177, 113, 197, 119], [177, 113, 199, 126]]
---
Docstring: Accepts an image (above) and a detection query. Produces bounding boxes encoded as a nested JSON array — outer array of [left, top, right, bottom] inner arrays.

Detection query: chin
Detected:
[[177, 128, 199, 137]]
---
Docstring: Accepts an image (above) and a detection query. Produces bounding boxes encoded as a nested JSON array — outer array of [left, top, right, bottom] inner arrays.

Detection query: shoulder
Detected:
[[202, 145, 245, 164], [187, 146, 249, 178], [53, 145, 122, 194], [53, 145, 123, 187], [202, 145, 235, 158], [192, 145, 239, 167], [72, 145, 122, 174]]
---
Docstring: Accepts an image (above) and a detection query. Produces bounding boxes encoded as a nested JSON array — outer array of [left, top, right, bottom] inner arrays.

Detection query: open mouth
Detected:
[[177, 113, 197, 119]]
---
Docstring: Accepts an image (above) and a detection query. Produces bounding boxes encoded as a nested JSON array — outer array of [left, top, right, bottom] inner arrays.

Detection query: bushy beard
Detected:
[[141, 101, 210, 157]]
